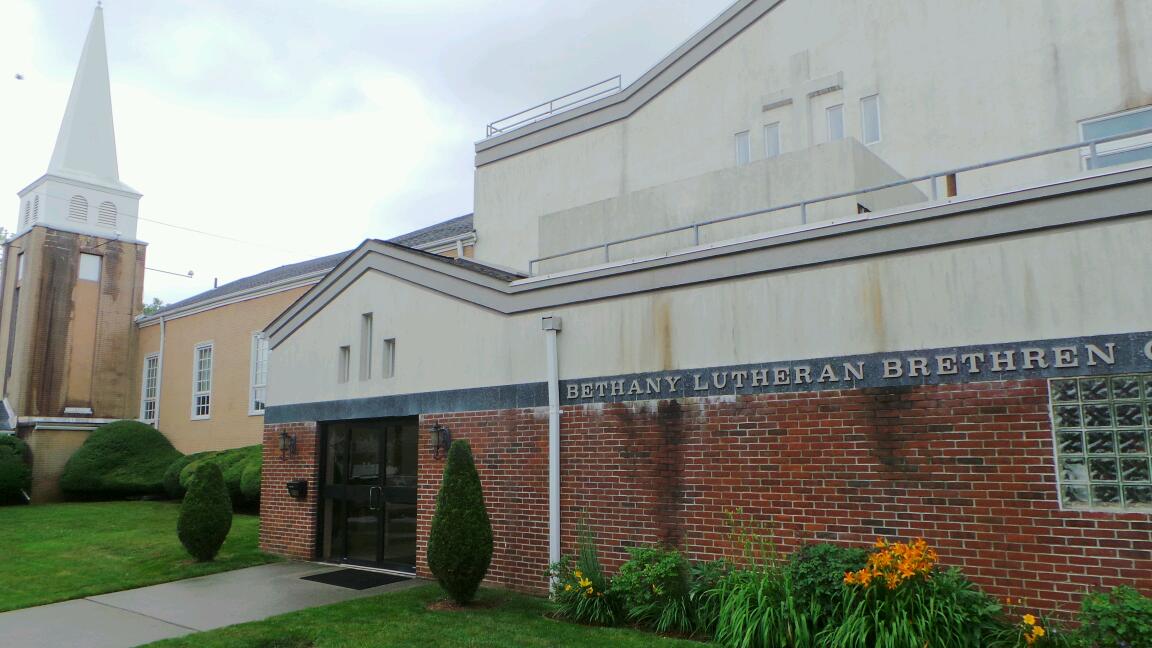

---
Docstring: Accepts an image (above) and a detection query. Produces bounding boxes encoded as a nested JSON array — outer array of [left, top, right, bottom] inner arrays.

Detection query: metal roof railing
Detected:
[[527, 127, 1152, 275], [485, 76, 622, 138]]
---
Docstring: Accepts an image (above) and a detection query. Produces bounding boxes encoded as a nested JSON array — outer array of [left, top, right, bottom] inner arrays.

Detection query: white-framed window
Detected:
[[78, 253, 101, 282], [763, 122, 781, 158], [1050, 374, 1152, 511], [191, 343, 213, 419], [338, 346, 351, 384], [140, 353, 159, 423], [1080, 105, 1152, 170], [734, 130, 751, 166], [382, 338, 396, 378], [826, 104, 845, 141], [360, 313, 373, 380], [860, 95, 881, 145], [249, 333, 268, 415]]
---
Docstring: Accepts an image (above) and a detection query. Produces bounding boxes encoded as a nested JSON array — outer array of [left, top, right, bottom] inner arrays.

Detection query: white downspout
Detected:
[[154, 315, 166, 423], [542, 316, 563, 571]]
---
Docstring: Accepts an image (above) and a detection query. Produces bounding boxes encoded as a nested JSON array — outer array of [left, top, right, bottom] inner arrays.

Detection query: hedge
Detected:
[[60, 421, 182, 499], [0, 434, 31, 505], [176, 445, 262, 508]]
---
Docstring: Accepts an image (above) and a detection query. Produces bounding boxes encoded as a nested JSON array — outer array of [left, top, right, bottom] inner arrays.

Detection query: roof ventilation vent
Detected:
[[97, 201, 117, 228], [69, 195, 89, 223]]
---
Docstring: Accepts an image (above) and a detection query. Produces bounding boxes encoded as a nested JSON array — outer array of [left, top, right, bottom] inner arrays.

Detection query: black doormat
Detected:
[[301, 568, 412, 590]]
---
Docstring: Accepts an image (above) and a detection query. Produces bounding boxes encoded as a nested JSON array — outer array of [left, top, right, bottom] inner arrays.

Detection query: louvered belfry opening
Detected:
[[69, 195, 89, 223], [97, 201, 117, 228]]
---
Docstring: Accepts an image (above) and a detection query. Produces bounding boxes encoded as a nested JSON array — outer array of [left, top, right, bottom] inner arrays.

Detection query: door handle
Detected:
[[369, 486, 382, 511]]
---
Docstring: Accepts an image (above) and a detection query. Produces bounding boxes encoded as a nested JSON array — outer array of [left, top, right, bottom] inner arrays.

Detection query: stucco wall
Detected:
[[474, 0, 1152, 272], [137, 286, 310, 454], [268, 211, 1152, 408]]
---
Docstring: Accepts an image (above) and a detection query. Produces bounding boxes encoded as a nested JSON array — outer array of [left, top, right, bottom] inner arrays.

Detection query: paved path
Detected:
[[0, 562, 421, 648]]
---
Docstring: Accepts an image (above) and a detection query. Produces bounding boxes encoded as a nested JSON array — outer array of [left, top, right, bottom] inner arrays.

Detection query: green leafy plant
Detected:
[[1078, 586, 1152, 648], [985, 607, 1076, 648], [549, 521, 622, 626], [611, 545, 695, 634], [707, 510, 820, 647], [787, 542, 869, 616], [166, 446, 263, 509], [0, 434, 31, 505], [712, 565, 820, 648], [688, 559, 729, 636], [426, 439, 493, 605], [177, 462, 233, 562], [821, 544, 1001, 648], [60, 420, 182, 499]]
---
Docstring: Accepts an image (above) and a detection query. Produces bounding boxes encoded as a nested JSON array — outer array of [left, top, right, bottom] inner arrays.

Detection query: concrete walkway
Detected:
[[0, 562, 421, 648]]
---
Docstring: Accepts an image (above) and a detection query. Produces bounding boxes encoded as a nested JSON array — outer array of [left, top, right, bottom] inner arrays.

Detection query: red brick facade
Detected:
[[267, 379, 1152, 613], [259, 421, 321, 560]]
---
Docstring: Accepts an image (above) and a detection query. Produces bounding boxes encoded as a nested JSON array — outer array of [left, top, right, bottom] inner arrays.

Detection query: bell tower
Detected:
[[0, 4, 147, 500]]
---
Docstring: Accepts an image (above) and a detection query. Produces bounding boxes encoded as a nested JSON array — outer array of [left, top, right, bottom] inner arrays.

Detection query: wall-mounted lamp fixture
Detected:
[[431, 423, 452, 460], [279, 430, 297, 460]]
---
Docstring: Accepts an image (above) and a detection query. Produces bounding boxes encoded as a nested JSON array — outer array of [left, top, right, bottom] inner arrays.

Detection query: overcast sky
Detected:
[[1, 0, 733, 303]]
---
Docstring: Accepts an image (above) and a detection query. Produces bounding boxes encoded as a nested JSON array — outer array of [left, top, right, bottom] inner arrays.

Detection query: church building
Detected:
[[258, 0, 1152, 613]]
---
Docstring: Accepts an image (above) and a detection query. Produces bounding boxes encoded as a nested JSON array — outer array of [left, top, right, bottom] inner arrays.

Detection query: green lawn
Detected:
[[146, 583, 707, 648], [0, 500, 277, 612]]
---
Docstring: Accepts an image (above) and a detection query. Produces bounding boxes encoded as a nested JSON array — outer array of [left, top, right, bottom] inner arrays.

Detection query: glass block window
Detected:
[[1051, 375, 1152, 510], [192, 343, 213, 419]]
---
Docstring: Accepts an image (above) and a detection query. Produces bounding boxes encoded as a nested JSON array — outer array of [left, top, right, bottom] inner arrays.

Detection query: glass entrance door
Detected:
[[321, 419, 418, 571]]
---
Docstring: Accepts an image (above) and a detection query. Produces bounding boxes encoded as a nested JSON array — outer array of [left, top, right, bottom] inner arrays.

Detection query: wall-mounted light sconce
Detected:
[[279, 429, 297, 460], [431, 423, 452, 460]]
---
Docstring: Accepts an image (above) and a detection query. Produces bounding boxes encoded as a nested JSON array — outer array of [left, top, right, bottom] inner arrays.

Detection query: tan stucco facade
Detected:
[[136, 286, 310, 454]]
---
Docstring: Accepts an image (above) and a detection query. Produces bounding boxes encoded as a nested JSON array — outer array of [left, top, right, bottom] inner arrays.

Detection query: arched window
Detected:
[[69, 195, 89, 223], [97, 201, 117, 228]]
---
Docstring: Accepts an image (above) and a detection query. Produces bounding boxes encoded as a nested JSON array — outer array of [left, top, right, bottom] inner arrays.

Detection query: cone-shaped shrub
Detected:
[[177, 462, 233, 562], [426, 439, 493, 604]]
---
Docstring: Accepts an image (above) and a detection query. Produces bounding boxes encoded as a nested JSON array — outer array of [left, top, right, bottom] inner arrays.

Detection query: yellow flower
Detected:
[[1023, 614, 1036, 626], [573, 570, 583, 579], [1032, 626, 1045, 638], [578, 578, 592, 588], [564, 584, 572, 592]]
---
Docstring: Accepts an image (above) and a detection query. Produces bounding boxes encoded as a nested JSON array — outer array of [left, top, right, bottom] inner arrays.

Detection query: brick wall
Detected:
[[259, 421, 320, 560], [413, 380, 1152, 613]]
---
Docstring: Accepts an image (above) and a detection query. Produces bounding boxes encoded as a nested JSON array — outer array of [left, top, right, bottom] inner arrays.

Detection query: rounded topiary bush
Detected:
[[0, 434, 31, 505], [426, 439, 493, 605], [177, 461, 233, 562], [163, 451, 214, 499], [60, 420, 182, 499], [178, 445, 261, 509]]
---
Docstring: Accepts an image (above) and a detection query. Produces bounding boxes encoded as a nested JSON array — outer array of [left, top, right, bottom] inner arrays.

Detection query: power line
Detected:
[[133, 215, 307, 255]]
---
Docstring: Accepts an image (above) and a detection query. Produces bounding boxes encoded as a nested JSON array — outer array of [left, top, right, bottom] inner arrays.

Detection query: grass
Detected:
[[146, 583, 709, 648], [0, 500, 278, 612]]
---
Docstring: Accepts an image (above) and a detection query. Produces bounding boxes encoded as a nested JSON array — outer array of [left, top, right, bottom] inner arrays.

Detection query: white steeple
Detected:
[[48, 4, 122, 187], [16, 4, 141, 241]]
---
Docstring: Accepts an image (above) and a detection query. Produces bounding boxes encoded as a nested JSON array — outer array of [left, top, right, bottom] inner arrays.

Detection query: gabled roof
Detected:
[[390, 213, 474, 248], [475, 0, 784, 166], [140, 214, 476, 323]]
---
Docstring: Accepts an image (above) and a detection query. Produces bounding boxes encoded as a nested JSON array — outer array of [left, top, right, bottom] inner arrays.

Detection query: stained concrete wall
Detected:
[[268, 209, 1152, 408], [474, 0, 1152, 272], [0, 226, 145, 419]]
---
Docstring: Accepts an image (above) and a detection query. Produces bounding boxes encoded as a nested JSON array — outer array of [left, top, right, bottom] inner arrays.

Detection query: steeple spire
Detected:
[[48, 4, 121, 187]]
